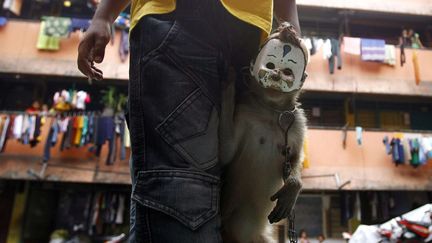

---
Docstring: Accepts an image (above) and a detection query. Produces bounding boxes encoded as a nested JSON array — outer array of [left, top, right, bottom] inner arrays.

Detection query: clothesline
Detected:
[[0, 112, 131, 165], [0, 110, 103, 117]]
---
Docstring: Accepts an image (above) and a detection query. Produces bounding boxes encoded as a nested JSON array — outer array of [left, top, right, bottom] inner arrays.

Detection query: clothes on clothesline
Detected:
[[383, 135, 432, 168], [329, 38, 342, 74], [37, 21, 61, 51], [43, 16, 72, 38], [119, 29, 129, 63], [2, 0, 22, 15], [1, 113, 131, 165], [361, 38, 386, 62], [384, 44, 396, 66], [412, 50, 421, 85], [343, 37, 361, 55], [114, 13, 130, 30], [53, 89, 91, 111], [2, 114, 45, 148], [0, 116, 11, 152]]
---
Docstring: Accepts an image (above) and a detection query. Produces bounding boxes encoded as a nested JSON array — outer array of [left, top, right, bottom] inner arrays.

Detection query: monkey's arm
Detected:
[[267, 149, 303, 223], [274, 0, 301, 34]]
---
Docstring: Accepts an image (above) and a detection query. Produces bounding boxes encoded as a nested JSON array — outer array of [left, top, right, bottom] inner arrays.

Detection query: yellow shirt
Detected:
[[130, 0, 273, 35]]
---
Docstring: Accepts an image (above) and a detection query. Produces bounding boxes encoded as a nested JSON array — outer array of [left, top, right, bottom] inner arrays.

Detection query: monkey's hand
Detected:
[[268, 177, 302, 224]]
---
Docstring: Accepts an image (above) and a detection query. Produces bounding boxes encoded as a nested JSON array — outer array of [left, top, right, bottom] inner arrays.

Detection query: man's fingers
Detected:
[[77, 36, 95, 78], [93, 35, 109, 63], [91, 66, 103, 80]]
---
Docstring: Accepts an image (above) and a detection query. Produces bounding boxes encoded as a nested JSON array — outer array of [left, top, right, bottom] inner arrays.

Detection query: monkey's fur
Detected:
[[220, 25, 307, 243]]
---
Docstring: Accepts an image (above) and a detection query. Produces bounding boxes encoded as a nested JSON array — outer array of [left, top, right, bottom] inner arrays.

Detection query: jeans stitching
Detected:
[[165, 51, 217, 106], [145, 205, 152, 243], [132, 172, 219, 229]]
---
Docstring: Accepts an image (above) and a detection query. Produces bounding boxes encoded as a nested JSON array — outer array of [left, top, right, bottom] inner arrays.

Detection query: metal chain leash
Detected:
[[278, 110, 298, 243]]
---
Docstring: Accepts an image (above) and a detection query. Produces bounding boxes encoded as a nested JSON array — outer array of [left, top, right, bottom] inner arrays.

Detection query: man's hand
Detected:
[[77, 19, 111, 80], [77, 0, 130, 80], [268, 177, 302, 224]]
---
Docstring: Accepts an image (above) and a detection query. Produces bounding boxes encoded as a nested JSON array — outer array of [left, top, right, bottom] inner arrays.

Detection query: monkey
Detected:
[[220, 23, 309, 243]]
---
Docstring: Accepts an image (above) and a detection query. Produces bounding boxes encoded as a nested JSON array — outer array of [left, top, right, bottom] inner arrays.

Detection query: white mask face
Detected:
[[251, 38, 306, 92]]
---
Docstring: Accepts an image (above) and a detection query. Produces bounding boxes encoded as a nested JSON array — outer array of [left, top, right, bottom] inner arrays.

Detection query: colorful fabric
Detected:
[[37, 21, 60, 51], [361, 38, 386, 62], [43, 16, 72, 38], [412, 50, 421, 85]]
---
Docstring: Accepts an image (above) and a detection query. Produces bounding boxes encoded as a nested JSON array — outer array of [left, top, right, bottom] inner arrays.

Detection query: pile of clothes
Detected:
[[383, 135, 432, 167]]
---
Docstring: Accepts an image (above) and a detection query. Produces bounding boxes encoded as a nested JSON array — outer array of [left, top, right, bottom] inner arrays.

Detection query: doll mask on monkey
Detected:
[[221, 22, 309, 243], [250, 23, 308, 93]]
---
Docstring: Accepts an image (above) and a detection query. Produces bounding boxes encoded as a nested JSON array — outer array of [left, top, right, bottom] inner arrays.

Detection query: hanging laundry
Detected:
[[361, 38, 386, 62], [2, 0, 23, 15], [322, 39, 332, 60], [43, 118, 59, 162], [37, 21, 60, 51], [119, 29, 129, 63], [12, 114, 23, 139], [343, 37, 361, 55], [76, 91, 90, 110], [114, 13, 130, 30], [304, 38, 313, 57], [70, 18, 91, 32], [0, 17, 8, 27], [124, 121, 130, 148], [43, 16, 72, 38], [390, 138, 405, 165], [384, 45, 396, 66], [410, 138, 420, 167], [313, 38, 324, 55], [412, 50, 421, 85], [355, 126, 363, 145], [29, 116, 43, 147], [0, 116, 11, 152], [402, 139, 412, 164], [411, 33, 424, 49], [418, 138, 427, 165], [118, 117, 127, 160], [383, 136, 391, 154], [424, 137, 432, 160], [328, 38, 342, 74], [73, 116, 84, 146]]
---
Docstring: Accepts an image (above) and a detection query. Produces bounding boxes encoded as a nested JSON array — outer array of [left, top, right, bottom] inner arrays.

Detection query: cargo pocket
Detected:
[[156, 88, 219, 170], [132, 170, 220, 230]]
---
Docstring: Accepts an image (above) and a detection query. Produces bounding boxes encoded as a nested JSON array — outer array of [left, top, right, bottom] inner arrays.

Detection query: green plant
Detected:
[[100, 86, 127, 113]]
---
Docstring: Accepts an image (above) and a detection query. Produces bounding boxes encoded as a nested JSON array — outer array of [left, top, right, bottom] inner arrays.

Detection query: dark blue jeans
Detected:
[[128, 0, 260, 242]]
